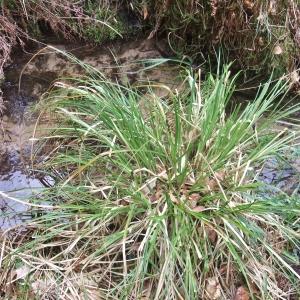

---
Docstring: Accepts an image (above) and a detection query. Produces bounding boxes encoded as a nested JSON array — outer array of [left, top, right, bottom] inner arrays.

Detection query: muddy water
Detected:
[[0, 118, 44, 229], [0, 38, 175, 229], [0, 67, 46, 229]]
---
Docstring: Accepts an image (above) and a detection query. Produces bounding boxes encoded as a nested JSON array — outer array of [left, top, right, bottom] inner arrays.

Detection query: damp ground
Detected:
[[0, 37, 178, 230]]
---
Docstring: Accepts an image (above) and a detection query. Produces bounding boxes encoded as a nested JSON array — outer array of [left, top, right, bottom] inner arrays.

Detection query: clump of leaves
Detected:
[[4, 63, 300, 299]]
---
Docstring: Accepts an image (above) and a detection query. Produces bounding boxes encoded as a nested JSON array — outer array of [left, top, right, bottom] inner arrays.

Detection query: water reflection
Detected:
[[0, 170, 44, 229], [0, 114, 44, 229]]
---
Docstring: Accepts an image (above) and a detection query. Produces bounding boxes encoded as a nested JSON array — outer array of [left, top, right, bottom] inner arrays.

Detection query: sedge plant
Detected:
[[3, 63, 300, 299]]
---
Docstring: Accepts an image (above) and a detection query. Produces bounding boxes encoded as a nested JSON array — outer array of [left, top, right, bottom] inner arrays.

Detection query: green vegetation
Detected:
[[1, 0, 126, 40], [130, 0, 300, 79], [1, 1, 300, 299], [1, 0, 300, 100], [2, 62, 300, 299], [1, 0, 300, 79]]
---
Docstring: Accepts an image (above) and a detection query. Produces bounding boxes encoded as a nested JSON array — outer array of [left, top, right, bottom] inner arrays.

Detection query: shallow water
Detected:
[[0, 104, 44, 229], [0, 172, 43, 230], [0, 45, 55, 230]]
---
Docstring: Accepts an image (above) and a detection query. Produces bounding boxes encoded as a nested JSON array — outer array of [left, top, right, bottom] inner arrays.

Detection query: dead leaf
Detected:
[[188, 199, 197, 208], [188, 193, 201, 208], [205, 277, 221, 299], [215, 171, 225, 181], [169, 192, 178, 204], [141, 177, 157, 195], [149, 189, 162, 202], [31, 278, 56, 296], [149, 194, 157, 202], [143, 4, 149, 20], [219, 263, 233, 275], [15, 265, 31, 280], [119, 197, 130, 206], [189, 193, 200, 201], [206, 226, 218, 243], [210, 0, 218, 16], [79, 288, 102, 300], [243, 0, 254, 11], [205, 171, 225, 191], [273, 45, 283, 55], [290, 70, 300, 85], [78, 275, 103, 299], [205, 178, 218, 191], [258, 37, 264, 46], [234, 286, 250, 300], [228, 200, 237, 208], [268, 0, 277, 15], [192, 206, 206, 212]]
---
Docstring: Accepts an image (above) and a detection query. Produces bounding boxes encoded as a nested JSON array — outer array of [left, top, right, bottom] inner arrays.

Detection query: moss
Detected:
[[82, 14, 126, 43], [1, 0, 18, 10], [82, 1, 138, 43]]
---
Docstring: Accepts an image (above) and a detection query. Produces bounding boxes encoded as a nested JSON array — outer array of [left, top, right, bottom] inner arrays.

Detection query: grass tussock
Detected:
[[1, 63, 300, 299]]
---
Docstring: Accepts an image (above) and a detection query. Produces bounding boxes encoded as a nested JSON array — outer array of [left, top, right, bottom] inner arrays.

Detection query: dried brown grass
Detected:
[[133, 0, 300, 85], [0, 15, 19, 113], [1, 0, 300, 87], [0, 0, 122, 113]]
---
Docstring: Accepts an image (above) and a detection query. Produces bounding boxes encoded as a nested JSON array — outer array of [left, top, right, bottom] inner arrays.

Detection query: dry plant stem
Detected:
[[0, 191, 57, 209]]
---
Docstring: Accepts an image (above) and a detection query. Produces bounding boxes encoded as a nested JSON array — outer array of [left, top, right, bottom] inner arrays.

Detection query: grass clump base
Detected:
[[1, 63, 300, 299]]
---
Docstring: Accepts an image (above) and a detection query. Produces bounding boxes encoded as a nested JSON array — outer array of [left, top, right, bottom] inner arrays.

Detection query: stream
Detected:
[[0, 53, 44, 230]]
